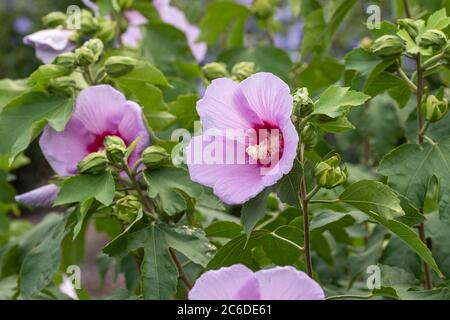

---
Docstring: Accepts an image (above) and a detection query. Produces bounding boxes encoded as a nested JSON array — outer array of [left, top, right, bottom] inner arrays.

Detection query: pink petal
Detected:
[[189, 265, 255, 300], [121, 25, 143, 48], [23, 29, 75, 64], [186, 135, 265, 205], [40, 117, 93, 176], [15, 184, 60, 207], [72, 85, 128, 136], [197, 78, 259, 132], [118, 101, 150, 167], [123, 10, 148, 25], [254, 266, 325, 300], [238, 72, 293, 124]]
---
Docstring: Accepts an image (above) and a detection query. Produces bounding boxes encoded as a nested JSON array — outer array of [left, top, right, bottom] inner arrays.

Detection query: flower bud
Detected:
[[293, 87, 314, 118], [104, 136, 127, 163], [142, 146, 170, 169], [54, 52, 76, 69], [77, 152, 108, 174], [359, 37, 373, 51], [444, 42, 450, 62], [104, 56, 137, 77], [231, 61, 256, 82], [251, 0, 275, 20], [419, 29, 447, 50], [421, 95, 449, 122], [202, 62, 229, 82], [371, 35, 405, 57], [114, 195, 141, 224], [95, 18, 116, 43], [314, 155, 347, 189], [300, 124, 318, 151], [75, 38, 103, 66], [47, 76, 77, 96], [80, 9, 99, 34], [42, 12, 67, 28], [397, 18, 420, 39]]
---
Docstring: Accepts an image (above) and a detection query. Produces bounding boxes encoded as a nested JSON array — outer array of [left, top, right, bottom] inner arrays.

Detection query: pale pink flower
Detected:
[[23, 29, 76, 64]]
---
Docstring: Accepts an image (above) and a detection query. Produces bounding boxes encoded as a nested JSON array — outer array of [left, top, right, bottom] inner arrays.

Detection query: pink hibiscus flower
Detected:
[[186, 72, 298, 205], [189, 264, 325, 300], [121, 10, 148, 48], [15, 85, 149, 207]]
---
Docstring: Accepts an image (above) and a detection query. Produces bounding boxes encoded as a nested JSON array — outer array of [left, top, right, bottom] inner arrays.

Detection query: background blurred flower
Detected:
[[13, 16, 32, 35], [189, 264, 325, 300], [153, 0, 207, 62], [186, 72, 298, 204], [121, 10, 148, 48], [23, 29, 75, 64]]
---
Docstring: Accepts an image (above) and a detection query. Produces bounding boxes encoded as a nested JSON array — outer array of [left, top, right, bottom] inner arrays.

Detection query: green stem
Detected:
[[299, 143, 313, 277], [397, 67, 417, 93], [327, 294, 375, 300], [83, 65, 95, 85], [170, 248, 193, 290], [403, 0, 411, 18], [309, 199, 340, 204]]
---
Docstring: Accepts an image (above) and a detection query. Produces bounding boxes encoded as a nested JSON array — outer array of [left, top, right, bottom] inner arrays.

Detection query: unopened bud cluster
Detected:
[[314, 155, 347, 189]]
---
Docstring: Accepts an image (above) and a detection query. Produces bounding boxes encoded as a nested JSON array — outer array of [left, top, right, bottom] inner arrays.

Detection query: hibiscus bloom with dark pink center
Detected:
[[186, 72, 298, 205]]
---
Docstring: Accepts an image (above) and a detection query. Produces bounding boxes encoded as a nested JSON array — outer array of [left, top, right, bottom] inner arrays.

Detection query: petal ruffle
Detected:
[[254, 266, 325, 300], [15, 184, 60, 207], [189, 264, 255, 300]]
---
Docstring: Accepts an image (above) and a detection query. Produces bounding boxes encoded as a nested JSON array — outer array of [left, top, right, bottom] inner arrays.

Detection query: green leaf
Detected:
[[312, 116, 355, 133], [313, 86, 370, 118], [28, 64, 71, 89], [297, 55, 343, 94], [0, 92, 73, 162], [276, 160, 301, 208], [382, 236, 422, 278], [310, 211, 356, 236], [241, 189, 270, 236], [205, 221, 243, 239], [19, 214, 68, 298], [379, 137, 450, 220], [207, 228, 303, 269], [143, 23, 196, 75], [159, 224, 215, 267], [339, 180, 404, 219], [0, 276, 17, 299], [218, 45, 293, 83], [112, 59, 168, 87], [141, 225, 178, 300], [426, 212, 450, 278], [55, 172, 115, 206], [144, 167, 202, 216], [0, 79, 28, 111], [363, 209, 442, 277], [426, 8, 450, 30], [372, 265, 421, 299], [199, 1, 250, 47], [167, 94, 199, 131]]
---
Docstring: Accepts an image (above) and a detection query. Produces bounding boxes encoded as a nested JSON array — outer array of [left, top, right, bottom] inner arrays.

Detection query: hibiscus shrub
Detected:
[[1, 0, 450, 300]]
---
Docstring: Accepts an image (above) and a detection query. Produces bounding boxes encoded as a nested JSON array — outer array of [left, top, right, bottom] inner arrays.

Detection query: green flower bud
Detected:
[[444, 42, 450, 62], [359, 37, 373, 51], [54, 52, 76, 69], [80, 9, 99, 34], [42, 12, 67, 28], [314, 155, 347, 189], [419, 29, 447, 50], [47, 76, 76, 96], [142, 146, 170, 169], [104, 136, 127, 163], [95, 18, 116, 43], [293, 87, 314, 118], [371, 35, 405, 57], [300, 124, 318, 151], [421, 95, 449, 122], [231, 61, 256, 82], [251, 0, 275, 20], [75, 38, 104, 66], [77, 152, 108, 174], [202, 62, 229, 82], [104, 56, 137, 77], [114, 195, 141, 224], [397, 18, 420, 39]]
